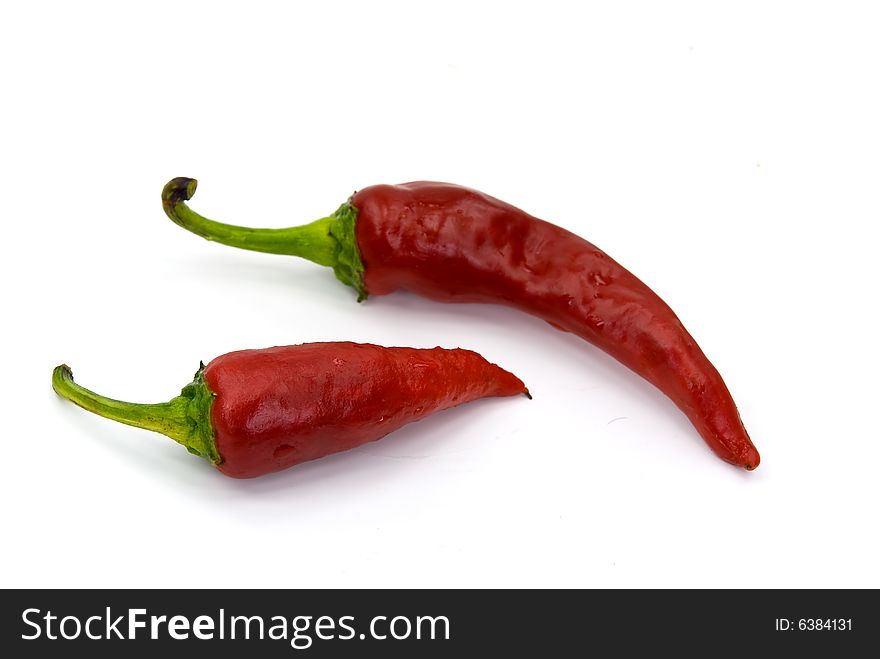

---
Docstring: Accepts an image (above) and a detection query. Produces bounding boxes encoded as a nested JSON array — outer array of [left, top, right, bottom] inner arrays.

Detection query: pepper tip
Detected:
[[741, 445, 761, 471]]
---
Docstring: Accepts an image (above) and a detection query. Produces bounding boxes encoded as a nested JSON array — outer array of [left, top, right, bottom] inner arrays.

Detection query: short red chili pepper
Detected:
[[52, 342, 528, 478], [162, 178, 760, 470]]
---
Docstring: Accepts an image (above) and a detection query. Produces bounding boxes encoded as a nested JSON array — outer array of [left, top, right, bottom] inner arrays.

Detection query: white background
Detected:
[[2, 1, 878, 588]]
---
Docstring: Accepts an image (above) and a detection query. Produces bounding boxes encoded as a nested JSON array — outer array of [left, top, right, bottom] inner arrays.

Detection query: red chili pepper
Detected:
[[52, 342, 528, 478], [162, 178, 760, 470]]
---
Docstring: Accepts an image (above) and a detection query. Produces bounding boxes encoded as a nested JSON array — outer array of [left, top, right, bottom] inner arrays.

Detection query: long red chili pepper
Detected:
[[52, 342, 528, 478], [162, 178, 760, 470]]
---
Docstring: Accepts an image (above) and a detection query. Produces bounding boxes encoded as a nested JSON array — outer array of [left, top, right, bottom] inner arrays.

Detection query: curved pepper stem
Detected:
[[52, 364, 220, 464], [162, 177, 367, 300]]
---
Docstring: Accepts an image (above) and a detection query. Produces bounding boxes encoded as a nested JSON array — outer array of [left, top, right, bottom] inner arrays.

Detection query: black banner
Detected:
[[1, 589, 874, 656]]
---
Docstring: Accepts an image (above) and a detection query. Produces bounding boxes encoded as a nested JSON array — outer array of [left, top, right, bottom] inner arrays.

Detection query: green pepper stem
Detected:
[[53, 364, 183, 438], [161, 177, 367, 299], [52, 364, 220, 464], [162, 177, 336, 264]]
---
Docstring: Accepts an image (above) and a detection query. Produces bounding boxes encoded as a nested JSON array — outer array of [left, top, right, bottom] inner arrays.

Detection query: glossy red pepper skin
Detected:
[[203, 342, 527, 478], [353, 183, 759, 469]]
